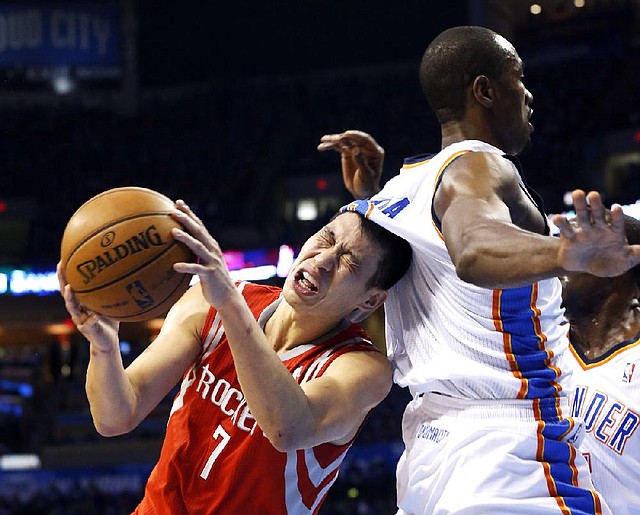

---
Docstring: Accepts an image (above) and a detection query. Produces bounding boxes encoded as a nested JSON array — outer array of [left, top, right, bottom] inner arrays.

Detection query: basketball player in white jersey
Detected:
[[318, 25, 640, 514], [562, 215, 640, 515], [57, 204, 412, 514]]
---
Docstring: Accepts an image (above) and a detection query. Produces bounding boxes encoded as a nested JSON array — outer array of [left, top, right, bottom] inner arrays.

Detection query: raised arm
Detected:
[[171, 200, 392, 451], [58, 264, 203, 436], [318, 130, 384, 199], [435, 152, 640, 289]]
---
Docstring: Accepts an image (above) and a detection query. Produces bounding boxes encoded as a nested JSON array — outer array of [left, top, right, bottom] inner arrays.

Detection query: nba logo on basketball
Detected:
[[622, 362, 636, 383], [127, 280, 154, 308]]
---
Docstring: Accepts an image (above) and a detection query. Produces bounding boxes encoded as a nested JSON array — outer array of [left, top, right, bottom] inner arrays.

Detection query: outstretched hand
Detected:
[[318, 130, 384, 199], [552, 190, 640, 277], [57, 263, 120, 350], [171, 200, 238, 309]]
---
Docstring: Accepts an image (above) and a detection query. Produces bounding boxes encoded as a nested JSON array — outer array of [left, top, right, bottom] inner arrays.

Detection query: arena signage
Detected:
[[0, 245, 297, 296], [0, 4, 121, 67]]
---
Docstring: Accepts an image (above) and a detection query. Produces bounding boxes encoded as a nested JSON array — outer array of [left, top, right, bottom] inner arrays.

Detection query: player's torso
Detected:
[[345, 140, 571, 401], [569, 338, 640, 515], [137, 282, 373, 515]]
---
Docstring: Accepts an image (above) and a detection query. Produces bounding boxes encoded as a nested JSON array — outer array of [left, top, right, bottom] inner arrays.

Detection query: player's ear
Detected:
[[472, 75, 494, 108], [348, 290, 387, 323]]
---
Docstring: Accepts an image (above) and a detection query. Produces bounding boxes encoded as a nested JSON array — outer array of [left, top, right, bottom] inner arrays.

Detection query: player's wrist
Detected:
[[88, 338, 120, 356]]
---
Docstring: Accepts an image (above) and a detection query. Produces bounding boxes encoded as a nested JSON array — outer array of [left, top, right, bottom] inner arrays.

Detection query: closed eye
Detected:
[[338, 246, 361, 272]]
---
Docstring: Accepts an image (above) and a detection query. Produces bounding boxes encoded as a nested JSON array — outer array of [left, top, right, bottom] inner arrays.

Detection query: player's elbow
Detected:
[[264, 427, 307, 453], [92, 415, 136, 437], [453, 246, 485, 285]]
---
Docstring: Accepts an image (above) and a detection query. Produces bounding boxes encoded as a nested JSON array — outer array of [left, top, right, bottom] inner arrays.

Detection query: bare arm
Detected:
[[171, 200, 392, 451], [435, 152, 640, 288], [58, 264, 204, 436], [318, 130, 384, 199]]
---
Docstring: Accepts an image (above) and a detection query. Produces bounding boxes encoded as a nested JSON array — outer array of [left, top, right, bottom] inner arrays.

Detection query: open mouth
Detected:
[[295, 270, 319, 293]]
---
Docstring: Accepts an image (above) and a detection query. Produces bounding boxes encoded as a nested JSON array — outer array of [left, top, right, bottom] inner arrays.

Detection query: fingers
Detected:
[[571, 189, 591, 226], [609, 203, 625, 234], [56, 262, 66, 293], [57, 262, 97, 328], [569, 190, 614, 227], [555, 189, 622, 238], [628, 243, 640, 268], [172, 226, 212, 265], [173, 199, 203, 226], [586, 191, 605, 225], [317, 131, 381, 155], [551, 214, 575, 240], [170, 202, 224, 270], [317, 135, 360, 155], [59, 282, 97, 328], [172, 200, 209, 242]]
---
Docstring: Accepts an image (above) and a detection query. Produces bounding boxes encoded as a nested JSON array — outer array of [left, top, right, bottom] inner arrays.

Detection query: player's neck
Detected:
[[440, 119, 505, 153], [265, 303, 344, 353], [571, 311, 640, 360]]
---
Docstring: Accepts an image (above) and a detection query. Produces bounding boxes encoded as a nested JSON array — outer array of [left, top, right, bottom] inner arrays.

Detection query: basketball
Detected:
[[60, 186, 195, 322]]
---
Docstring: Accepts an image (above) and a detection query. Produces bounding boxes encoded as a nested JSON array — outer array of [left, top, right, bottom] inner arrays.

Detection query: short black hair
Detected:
[[419, 26, 516, 124], [357, 215, 412, 290]]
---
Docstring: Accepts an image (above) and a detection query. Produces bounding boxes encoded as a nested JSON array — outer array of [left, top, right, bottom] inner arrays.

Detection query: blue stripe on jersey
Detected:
[[539, 429, 603, 514], [499, 286, 561, 401]]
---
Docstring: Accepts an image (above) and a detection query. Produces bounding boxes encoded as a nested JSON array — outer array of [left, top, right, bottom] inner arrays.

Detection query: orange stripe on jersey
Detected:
[[555, 401, 576, 442], [363, 202, 375, 218], [592, 490, 604, 515], [400, 156, 431, 169], [431, 221, 445, 241], [535, 416, 573, 515], [493, 289, 529, 399], [570, 334, 640, 370], [430, 150, 472, 241], [530, 284, 562, 396]]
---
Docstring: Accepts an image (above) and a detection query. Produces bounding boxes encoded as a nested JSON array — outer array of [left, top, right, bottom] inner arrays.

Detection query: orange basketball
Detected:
[[60, 186, 195, 322]]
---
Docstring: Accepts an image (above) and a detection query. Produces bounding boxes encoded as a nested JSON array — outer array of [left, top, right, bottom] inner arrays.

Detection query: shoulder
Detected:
[[323, 332, 392, 383], [435, 151, 521, 206], [322, 348, 393, 406], [446, 151, 518, 182], [161, 281, 211, 341]]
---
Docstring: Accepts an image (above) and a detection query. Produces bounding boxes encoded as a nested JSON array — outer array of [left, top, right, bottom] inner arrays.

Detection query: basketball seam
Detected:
[[67, 187, 173, 219], [71, 240, 188, 294], [62, 212, 173, 266]]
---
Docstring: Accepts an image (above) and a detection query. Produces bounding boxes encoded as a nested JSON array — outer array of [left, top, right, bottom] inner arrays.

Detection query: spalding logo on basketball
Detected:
[[60, 186, 195, 322]]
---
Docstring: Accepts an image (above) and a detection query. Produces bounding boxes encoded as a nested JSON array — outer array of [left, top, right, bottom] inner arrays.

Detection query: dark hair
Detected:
[[419, 26, 516, 124], [357, 215, 412, 290]]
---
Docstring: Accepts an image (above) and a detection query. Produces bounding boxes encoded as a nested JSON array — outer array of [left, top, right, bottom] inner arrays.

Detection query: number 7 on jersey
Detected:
[[200, 425, 231, 480]]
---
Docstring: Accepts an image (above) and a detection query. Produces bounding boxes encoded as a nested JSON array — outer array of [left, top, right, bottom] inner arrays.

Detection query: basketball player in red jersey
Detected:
[[57, 201, 411, 514]]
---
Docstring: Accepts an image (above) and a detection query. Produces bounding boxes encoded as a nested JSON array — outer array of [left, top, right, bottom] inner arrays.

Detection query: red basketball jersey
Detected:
[[134, 281, 378, 514]]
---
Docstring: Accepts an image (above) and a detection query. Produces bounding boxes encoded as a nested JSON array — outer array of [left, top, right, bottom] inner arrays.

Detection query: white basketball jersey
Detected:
[[569, 338, 640, 515], [343, 140, 573, 401]]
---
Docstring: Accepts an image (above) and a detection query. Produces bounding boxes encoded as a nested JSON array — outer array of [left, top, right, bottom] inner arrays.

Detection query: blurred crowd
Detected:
[[3, 18, 640, 267]]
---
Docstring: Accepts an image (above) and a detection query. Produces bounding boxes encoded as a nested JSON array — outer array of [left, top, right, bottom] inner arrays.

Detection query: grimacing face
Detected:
[[282, 212, 383, 321]]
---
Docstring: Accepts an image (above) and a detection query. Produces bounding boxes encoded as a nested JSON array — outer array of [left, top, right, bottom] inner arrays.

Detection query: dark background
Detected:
[[136, 1, 467, 84]]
